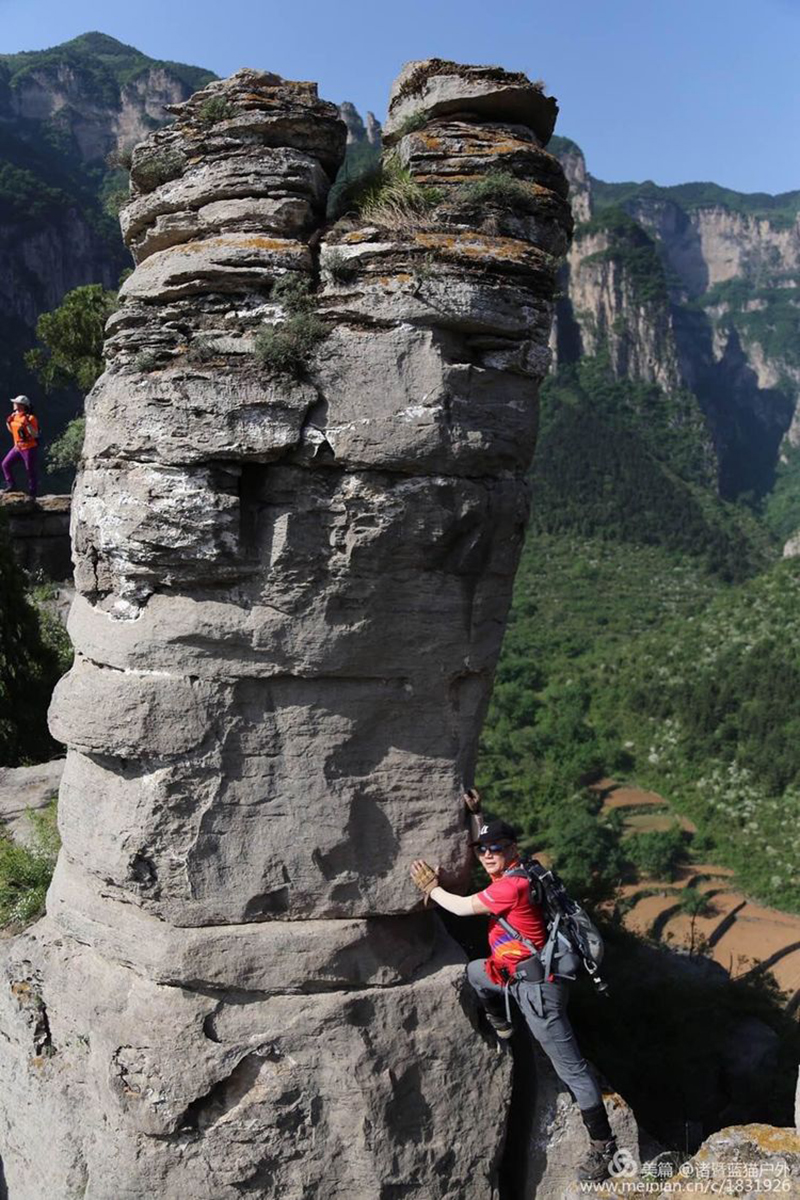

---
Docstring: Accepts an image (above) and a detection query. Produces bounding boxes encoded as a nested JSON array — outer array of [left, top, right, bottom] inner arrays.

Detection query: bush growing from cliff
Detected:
[[106, 145, 134, 172], [131, 146, 185, 193], [47, 417, 85, 473], [393, 110, 428, 137], [197, 95, 233, 126], [25, 284, 116, 395], [253, 275, 328, 376], [323, 249, 358, 284], [134, 349, 160, 373], [254, 313, 326, 377], [272, 273, 314, 313]]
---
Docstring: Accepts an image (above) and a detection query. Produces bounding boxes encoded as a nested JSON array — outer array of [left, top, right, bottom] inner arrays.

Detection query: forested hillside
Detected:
[[479, 362, 800, 913], [474, 132, 800, 919]]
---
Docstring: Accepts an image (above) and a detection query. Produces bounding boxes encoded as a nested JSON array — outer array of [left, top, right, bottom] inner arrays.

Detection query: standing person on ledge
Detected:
[[410, 790, 618, 1184], [2, 396, 40, 499]]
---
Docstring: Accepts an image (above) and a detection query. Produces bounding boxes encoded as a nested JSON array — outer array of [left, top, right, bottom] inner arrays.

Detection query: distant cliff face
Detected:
[[552, 140, 800, 507], [557, 217, 681, 394], [0, 33, 215, 416], [338, 100, 382, 149], [5, 62, 193, 163]]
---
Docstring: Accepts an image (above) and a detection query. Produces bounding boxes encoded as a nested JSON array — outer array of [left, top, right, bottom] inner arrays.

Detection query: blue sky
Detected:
[[2, 0, 799, 194]]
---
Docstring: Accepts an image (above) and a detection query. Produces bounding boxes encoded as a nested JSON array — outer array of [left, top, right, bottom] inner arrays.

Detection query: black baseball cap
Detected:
[[470, 819, 518, 848]]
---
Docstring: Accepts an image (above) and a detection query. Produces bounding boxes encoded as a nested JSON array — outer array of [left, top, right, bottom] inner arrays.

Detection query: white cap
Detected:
[[10, 395, 30, 407]]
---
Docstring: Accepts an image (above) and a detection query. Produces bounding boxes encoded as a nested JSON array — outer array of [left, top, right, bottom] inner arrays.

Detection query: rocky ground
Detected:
[[0, 761, 63, 847]]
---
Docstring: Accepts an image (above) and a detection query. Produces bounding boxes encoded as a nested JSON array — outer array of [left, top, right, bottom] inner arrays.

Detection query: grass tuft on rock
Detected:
[[393, 110, 428, 137], [197, 95, 233, 126], [254, 313, 326, 378], [455, 170, 534, 208], [333, 153, 443, 228]]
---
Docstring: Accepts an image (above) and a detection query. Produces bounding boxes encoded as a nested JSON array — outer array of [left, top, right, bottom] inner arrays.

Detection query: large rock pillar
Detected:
[[0, 62, 571, 1198]]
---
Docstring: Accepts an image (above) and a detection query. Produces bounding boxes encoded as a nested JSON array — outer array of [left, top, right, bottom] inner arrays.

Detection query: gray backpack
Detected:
[[501, 859, 608, 994]]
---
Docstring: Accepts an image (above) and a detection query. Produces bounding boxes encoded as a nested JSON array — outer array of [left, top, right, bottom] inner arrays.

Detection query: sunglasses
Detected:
[[475, 841, 512, 856]]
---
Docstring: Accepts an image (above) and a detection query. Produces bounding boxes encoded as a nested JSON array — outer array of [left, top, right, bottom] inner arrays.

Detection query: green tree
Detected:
[[25, 283, 116, 394], [626, 826, 687, 881], [0, 516, 64, 766], [548, 795, 628, 903], [46, 417, 86, 473], [679, 886, 713, 956]]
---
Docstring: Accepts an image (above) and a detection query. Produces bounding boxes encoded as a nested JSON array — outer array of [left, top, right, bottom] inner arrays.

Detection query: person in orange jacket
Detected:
[[2, 396, 40, 498]]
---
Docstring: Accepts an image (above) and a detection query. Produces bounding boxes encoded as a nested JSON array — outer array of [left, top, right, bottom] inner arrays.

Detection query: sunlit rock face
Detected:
[[0, 61, 570, 1198]]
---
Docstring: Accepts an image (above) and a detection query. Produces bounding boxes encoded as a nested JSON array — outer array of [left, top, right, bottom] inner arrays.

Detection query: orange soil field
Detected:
[[601, 784, 800, 1004]]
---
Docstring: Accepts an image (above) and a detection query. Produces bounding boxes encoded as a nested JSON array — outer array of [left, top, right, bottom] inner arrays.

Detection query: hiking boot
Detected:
[[577, 1137, 618, 1183], [485, 1013, 513, 1040]]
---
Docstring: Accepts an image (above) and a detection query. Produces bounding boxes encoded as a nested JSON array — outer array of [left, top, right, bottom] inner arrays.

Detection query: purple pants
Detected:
[[2, 445, 38, 497]]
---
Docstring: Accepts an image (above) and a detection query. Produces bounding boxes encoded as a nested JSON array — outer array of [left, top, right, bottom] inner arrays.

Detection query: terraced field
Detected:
[[600, 783, 800, 1011]]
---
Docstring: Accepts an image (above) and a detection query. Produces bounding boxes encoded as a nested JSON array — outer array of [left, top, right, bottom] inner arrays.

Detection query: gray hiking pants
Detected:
[[466, 958, 602, 1112]]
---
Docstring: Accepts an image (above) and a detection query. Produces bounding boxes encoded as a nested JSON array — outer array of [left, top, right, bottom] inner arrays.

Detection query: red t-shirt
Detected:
[[478, 869, 547, 985]]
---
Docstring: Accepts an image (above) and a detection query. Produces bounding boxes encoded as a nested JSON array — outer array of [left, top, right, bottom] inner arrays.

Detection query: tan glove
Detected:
[[410, 859, 439, 905]]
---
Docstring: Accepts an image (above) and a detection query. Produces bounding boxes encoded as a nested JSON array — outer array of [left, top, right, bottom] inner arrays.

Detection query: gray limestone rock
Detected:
[[524, 1044, 664, 1199], [384, 59, 558, 146], [0, 760, 64, 846], [0, 60, 571, 1196], [651, 1125, 800, 1197], [0, 919, 508, 1200]]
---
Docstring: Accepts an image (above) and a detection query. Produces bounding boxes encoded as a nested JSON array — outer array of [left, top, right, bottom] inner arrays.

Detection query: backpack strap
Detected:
[[504, 862, 545, 907], [541, 911, 561, 980]]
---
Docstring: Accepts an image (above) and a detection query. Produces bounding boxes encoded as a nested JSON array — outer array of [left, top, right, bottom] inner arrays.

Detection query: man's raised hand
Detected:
[[463, 788, 482, 813]]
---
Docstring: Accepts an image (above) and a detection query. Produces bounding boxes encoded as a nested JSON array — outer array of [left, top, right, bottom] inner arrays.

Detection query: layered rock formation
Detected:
[[0, 61, 571, 1197], [0, 494, 72, 580]]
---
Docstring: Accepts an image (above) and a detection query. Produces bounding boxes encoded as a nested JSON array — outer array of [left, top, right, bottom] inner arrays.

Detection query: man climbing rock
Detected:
[[410, 792, 618, 1184]]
